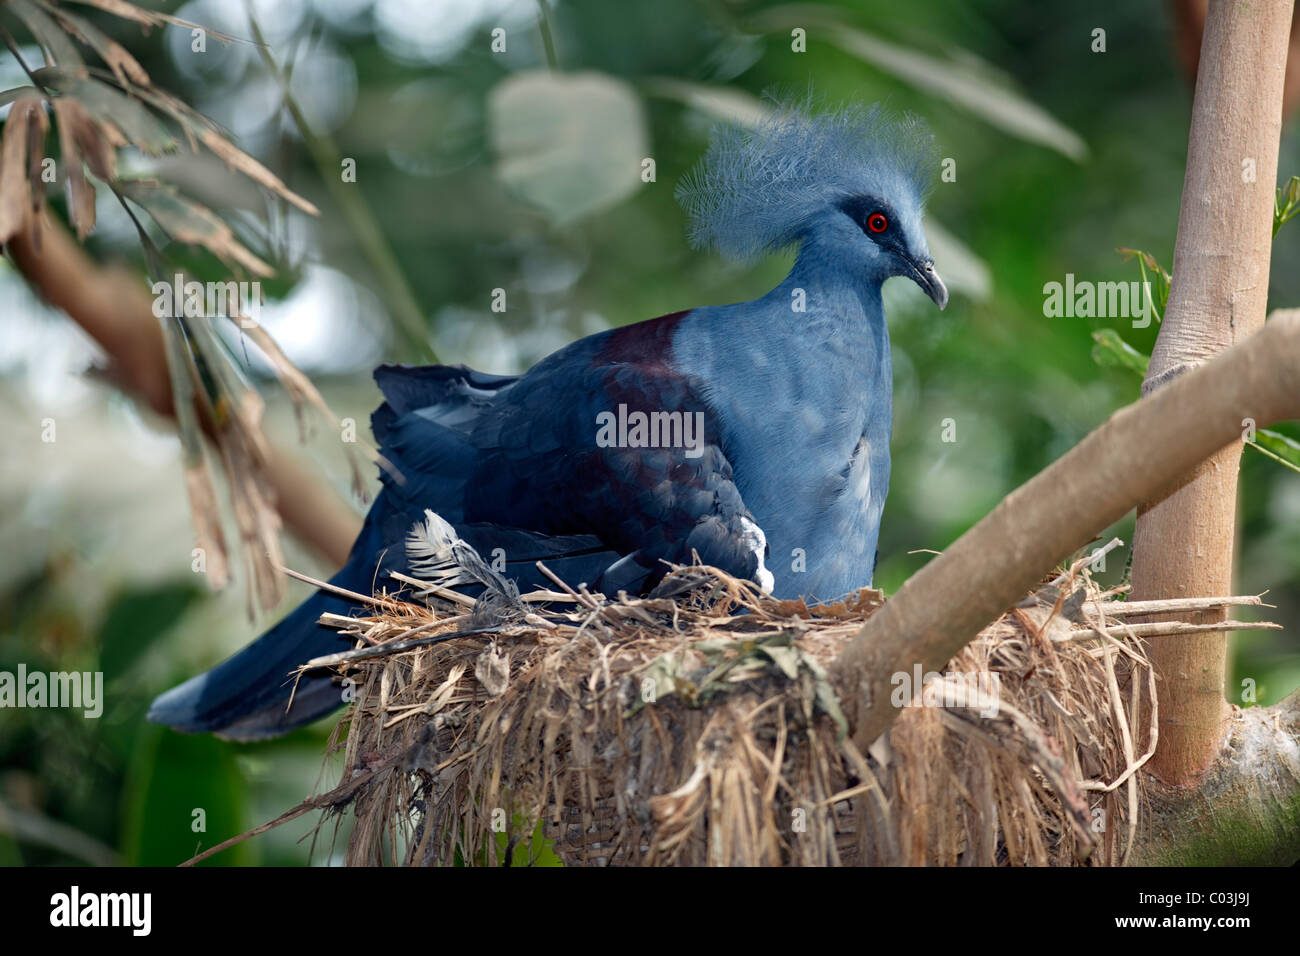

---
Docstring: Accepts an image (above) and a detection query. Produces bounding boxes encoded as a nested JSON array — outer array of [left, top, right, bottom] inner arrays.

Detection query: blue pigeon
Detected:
[[148, 101, 947, 739]]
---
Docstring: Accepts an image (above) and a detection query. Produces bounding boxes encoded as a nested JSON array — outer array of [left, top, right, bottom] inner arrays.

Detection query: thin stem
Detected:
[[535, 0, 559, 70], [242, 3, 437, 363], [1, 27, 49, 92]]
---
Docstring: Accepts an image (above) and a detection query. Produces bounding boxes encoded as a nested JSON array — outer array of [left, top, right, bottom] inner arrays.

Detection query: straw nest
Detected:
[[289, 532, 1178, 868]]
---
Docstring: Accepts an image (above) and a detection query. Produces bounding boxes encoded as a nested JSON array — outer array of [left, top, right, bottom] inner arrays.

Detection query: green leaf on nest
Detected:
[[629, 631, 850, 738]]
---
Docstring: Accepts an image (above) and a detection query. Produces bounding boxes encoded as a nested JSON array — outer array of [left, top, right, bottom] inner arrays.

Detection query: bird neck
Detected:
[[772, 231, 888, 331]]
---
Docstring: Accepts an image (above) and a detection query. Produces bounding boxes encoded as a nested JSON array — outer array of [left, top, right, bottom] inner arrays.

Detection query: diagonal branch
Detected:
[[831, 309, 1300, 749]]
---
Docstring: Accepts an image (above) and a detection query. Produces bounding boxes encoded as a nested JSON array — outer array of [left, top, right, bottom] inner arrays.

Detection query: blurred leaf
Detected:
[[643, 78, 769, 126], [51, 95, 112, 237], [493, 815, 563, 867], [34, 66, 174, 153], [924, 217, 992, 300], [1248, 428, 1300, 475], [0, 91, 48, 244], [0, 85, 40, 107], [489, 70, 648, 225], [1090, 328, 1149, 377], [97, 582, 202, 680], [0, 800, 119, 865], [62, 0, 242, 43], [152, 297, 232, 592], [119, 178, 274, 276], [121, 724, 251, 865], [748, 6, 1088, 160], [0, 830, 21, 866], [38, 1, 151, 87], [9, 0, 86, 73], [196, 126, 319, 216]]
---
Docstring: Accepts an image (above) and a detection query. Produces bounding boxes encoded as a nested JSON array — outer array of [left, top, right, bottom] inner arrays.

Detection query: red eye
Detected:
[[867, 212, 888, 233]]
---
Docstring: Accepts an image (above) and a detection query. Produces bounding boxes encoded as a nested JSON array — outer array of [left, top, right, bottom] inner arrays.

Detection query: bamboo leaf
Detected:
[[34, 66, 173, 153], [38, 0, 151, 87], [1248, 428, 1300, 475], [747, 5, 1087, 160], [1090, 328, 1150, 377], [1117, 246, 1171, 319], [8, 0, 86, 73], [643, 78, 769, 126], [62, 0, 244, 44], [51, 96, 110, 237], [0, 85, 40, 107], [0, 92, 47, 244], [118, 178, 274, 276], [197, 126, 318, 216], [156, 312, 231, 591]]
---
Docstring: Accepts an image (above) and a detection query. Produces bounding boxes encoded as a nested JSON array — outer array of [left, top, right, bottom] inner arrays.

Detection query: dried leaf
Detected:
[[475, 644, 510, 697], [41, 1, 152, 87], [228, 318, 380, 496], [51, 97, 109, 237], [34, 66, 173, 153], [119, 179, 274, 277], [178, 311, 284, 611], [0, 93, 47, 243], [24, 88, 48, 234], [200, 127, 318, 216], [62, 0, 244, 43], [9, 0, 86, 73], [760, 643, 802, 680], [158, 313, 230, 590]]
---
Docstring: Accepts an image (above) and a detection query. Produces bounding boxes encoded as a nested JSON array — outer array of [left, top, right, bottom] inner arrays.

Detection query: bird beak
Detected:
[[906, 257, 948, 310]]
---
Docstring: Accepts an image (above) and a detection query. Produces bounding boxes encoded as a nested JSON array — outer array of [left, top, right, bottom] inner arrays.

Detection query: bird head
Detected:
[[676, 98, 947, 309]]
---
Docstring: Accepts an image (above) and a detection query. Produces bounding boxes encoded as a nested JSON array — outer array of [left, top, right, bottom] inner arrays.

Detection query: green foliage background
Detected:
[[1, 0, 1298, 865]]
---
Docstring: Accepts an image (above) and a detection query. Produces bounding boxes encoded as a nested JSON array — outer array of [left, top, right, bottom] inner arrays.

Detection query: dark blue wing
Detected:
[[149, 310, 770, 738]]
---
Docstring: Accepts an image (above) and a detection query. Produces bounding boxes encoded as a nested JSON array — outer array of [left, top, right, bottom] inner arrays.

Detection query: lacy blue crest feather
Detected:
[[675, 100, 938, 261]]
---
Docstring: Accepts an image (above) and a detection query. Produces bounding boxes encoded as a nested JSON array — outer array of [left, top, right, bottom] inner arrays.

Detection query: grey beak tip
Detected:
[[923, 261, 948, 310]]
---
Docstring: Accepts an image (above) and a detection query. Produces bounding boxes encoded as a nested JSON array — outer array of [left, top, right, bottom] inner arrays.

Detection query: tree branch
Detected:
[[831, 310, 1300, 750]]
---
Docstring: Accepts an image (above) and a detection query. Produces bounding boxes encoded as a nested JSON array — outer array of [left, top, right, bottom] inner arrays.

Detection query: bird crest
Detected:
[[676, 97, 938, 262]]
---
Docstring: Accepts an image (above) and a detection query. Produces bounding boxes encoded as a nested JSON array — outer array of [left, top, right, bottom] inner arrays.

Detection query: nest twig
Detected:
[[186, 547, 1273, 867]]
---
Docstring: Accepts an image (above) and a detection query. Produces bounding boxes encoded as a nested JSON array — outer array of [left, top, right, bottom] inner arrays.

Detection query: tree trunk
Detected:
[[1129, 689, 1300, 865], [1130, 0, 1293, 785]]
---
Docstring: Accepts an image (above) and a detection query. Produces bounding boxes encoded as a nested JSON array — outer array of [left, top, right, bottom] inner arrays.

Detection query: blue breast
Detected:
[[670, 270, 894, 602]]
